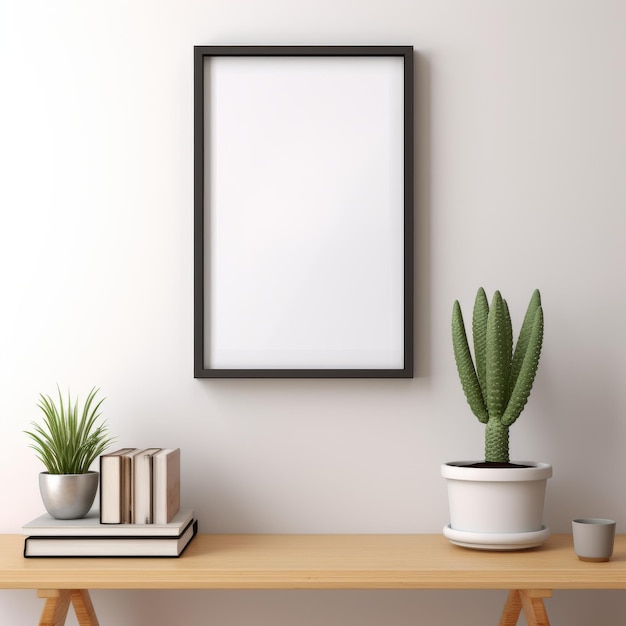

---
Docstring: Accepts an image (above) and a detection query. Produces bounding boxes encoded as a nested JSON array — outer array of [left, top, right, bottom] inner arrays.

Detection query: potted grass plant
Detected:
[[25, 387, 115, 519], [441, 288, 552, 550]]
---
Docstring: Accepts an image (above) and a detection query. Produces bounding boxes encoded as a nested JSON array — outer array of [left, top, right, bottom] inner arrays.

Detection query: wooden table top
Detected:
[[2, 533, 626, 590]]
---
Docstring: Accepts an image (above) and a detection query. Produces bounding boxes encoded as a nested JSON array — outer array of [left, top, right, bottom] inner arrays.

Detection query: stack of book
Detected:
[[99, 448, 181, 525], [23, 509, 197, 557], [22, 447, 197, 558]]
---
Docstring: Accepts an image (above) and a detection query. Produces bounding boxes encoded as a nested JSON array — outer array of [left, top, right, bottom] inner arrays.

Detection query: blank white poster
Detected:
[[204, 55, 405, 369]]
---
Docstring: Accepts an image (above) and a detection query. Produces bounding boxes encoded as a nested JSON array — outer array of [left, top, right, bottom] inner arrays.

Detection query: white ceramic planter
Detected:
[[441, 461, 552, 549]]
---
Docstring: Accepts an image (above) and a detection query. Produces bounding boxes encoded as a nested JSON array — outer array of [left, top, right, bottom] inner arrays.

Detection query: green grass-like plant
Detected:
[[25, 387, 115, 474], [452, 288, 544, 464]]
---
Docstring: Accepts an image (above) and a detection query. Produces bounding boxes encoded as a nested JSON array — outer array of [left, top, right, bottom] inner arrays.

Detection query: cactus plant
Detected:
[[451, 288, 544, 464]]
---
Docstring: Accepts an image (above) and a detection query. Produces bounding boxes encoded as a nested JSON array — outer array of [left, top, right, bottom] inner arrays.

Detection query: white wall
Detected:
[[1, 0, 625, 624]]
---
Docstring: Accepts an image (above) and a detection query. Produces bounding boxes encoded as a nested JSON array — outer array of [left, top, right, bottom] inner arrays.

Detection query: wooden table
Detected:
[[1, 533, 625, 626]]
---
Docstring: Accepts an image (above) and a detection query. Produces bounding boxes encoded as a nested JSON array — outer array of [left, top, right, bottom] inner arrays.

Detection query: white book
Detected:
[[99, 448, 136, 524], [121, 448, 146, 524], [152, 448, 180, 524], [24, 519, 197, 557], [23, 508, 194, 537], [133, 448, 161, 524]]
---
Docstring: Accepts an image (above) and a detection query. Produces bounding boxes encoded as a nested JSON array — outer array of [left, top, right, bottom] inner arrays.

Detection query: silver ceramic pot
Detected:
[[39, 471, 99, 519]]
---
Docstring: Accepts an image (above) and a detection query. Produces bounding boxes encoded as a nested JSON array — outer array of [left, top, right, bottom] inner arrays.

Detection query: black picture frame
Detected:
[[194, 45, 414, 378]]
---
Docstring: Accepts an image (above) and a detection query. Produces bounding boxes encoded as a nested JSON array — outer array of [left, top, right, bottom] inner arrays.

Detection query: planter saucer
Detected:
[[443, 524, 550, 550]]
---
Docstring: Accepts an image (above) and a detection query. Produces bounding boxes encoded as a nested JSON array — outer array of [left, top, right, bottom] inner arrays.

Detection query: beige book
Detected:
[[133, 448, 161, 524], [99, 448, 136, 524], [152, 448, 180, 524]]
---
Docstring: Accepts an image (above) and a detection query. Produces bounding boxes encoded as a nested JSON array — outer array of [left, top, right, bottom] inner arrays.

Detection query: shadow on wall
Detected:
[[19, 589, 623, 626], [535, 330, 624, 532], [414, 51, 432, 380]]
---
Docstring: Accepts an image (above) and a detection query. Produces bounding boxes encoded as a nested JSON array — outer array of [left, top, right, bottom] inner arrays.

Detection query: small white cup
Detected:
[[572, 518, 616, 562]]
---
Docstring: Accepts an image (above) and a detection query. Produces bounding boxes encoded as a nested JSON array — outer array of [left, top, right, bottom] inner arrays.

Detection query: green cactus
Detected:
[[452, 288, 544, 464]]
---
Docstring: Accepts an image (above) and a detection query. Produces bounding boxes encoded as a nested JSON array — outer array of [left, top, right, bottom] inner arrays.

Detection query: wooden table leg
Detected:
[[498, 589, 552, 626], [37, 590, 71, 626], [520, 590, 552, 626], [37, 590, 99, 626], [71, 590, 99, 625], [498, 590, 522, 626]]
